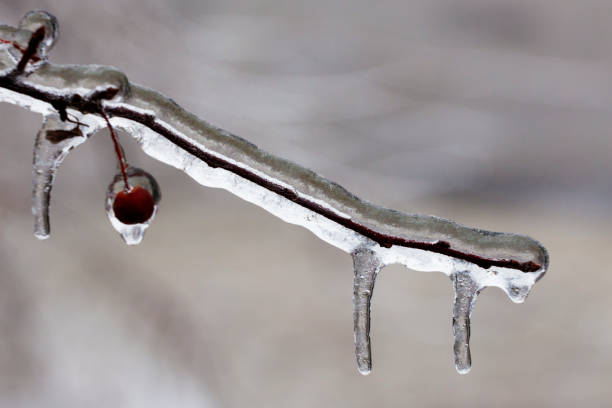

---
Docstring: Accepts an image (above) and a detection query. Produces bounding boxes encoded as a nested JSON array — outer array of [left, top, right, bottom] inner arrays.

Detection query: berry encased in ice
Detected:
[[112, 186, 155, 225]]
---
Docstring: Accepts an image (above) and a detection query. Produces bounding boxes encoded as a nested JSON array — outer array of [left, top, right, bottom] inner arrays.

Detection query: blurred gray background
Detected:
[[1, 0, 611, 407]]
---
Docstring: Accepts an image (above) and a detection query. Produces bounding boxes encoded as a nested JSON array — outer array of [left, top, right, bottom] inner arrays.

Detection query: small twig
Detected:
[[65, 112, 90, 128], [16, 26, 45, 73]]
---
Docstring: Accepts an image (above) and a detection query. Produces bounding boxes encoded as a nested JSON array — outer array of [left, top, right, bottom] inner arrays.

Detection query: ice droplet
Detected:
[[105, 167, 160, 245], [352, 247, 383, 375], [32, 114, 97, 239], [18, 10, 58, 59], [451, 270, 482, 374]]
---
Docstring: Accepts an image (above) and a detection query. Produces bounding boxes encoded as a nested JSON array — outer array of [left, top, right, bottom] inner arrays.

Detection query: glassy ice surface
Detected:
[[105, 166, 161, 245], [452, 271, 482, 374], [32, 113, 99, 239], [352, 248, 383, 375]]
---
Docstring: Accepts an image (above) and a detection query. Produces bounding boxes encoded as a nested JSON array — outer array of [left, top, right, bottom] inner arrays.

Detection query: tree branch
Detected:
[[0, 73, 546, 272]]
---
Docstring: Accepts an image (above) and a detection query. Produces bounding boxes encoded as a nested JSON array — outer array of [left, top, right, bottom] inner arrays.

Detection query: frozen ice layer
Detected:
[[18, 10, 59, 58], [25, 64, 131, 101], [112, 85, 548, 271]]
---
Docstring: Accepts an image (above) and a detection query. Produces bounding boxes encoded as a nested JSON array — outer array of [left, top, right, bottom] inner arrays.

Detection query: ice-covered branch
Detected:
[[0, 11, 549, 375]]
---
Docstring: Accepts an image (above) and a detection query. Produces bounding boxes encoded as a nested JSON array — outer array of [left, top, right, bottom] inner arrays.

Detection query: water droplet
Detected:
[[506, 283, 531, 303], [351, 247, 383, 375], [106, 167, 160, 245]]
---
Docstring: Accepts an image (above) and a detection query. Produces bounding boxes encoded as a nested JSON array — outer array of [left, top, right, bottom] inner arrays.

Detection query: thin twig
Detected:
[[16, 26, 45, 73]]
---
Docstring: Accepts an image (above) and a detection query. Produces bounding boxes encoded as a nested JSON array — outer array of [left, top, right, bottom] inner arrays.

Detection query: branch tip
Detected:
[[16, 26, 45, 73]]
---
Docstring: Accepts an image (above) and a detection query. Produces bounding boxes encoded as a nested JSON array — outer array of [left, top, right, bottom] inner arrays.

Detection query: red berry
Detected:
[[112, 186, 155, 225]]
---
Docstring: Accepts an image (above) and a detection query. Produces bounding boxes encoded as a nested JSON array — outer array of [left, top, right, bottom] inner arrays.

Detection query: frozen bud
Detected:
[[18, 10, 59, 58], [106, 167, 161, 245]]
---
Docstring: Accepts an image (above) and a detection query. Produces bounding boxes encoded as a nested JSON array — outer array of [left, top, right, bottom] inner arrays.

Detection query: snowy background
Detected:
[[1, 0, 611, 406]]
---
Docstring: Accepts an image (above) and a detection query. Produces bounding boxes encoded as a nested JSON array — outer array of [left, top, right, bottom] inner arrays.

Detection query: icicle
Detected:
[[451, 270, 482, 374], [105, 166, 160, 245], [352, 247, 383, 375], [32, 114, 90, 239]]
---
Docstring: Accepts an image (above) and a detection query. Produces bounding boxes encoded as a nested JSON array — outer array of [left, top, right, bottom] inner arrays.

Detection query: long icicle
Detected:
[[32, 114, 87, 239], [352, 247, 383, 375], [451, 270, 482, 374]]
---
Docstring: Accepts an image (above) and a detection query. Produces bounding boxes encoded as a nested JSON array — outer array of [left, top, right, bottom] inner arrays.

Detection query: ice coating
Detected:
[[352, 248, 383, 375], [109, 115, 368, 253], [105, 166, 161, 245], [113, 86, 547, 270], [0, 25, 31, 73], [0, 10, 549, 375], [25, 64, 131, 101], [18, 10, 59, 57], [32, 113, 101, 239]]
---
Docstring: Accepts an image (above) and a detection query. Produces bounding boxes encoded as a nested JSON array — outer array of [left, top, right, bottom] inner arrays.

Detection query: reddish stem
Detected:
[[100, 108, 130, 191]]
